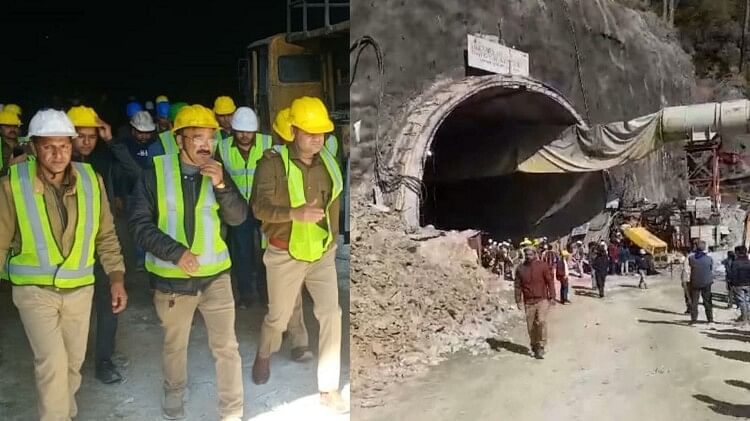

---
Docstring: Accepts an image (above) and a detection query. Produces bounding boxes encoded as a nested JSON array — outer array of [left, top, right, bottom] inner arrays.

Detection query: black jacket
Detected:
[[74, 139, 142, 206], [730, 256, 750, 287], [129, 161, 247, 294]]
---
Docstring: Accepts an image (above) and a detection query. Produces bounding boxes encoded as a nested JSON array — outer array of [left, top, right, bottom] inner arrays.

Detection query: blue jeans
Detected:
[[228, 216, 267, 301], [735, 286, 750, 321], [94, 261, 118, 363]]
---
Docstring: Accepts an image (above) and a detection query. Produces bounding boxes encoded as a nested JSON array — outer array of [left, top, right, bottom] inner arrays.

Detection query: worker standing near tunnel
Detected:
[[0, 109, 29, 175], [250, 96, 348, 413], [514, 247, 556, 359], [129, 104, 247, 420], [0, 109, 127, 421]]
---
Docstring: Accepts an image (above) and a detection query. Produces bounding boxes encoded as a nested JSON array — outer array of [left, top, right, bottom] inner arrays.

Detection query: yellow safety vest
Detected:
[[7, 160, 101, 288], [325, 134, 339, 157], [159, 131, 179, 155], [217, 133, 272, 201], [145, 154, 231, 278], [279, 145, 343, 262]]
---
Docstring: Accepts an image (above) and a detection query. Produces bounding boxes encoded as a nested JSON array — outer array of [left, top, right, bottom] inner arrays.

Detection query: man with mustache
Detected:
[[0, 109, 127, 421], [129, 104, 247, 420]]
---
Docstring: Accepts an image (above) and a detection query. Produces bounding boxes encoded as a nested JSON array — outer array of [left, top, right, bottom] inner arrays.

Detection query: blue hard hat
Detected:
[[126, 101, 143, 118], [156, 101, 170, 118]]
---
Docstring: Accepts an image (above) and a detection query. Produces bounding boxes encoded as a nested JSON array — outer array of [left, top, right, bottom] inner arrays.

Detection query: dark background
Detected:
[[0, 1, 287, 128]]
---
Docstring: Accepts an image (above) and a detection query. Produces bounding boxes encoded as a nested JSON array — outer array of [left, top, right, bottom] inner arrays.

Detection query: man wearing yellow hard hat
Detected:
[[0, 109, 28, 175], [213, 96, 237, 141], [251, 96, 348, 413], [129, 104, 247, 420], [0, 109, 127, 421], [68, 105, 141, 385]]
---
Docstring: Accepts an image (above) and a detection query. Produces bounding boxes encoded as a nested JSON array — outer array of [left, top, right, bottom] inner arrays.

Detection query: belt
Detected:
[[269, 237, 289, 250]]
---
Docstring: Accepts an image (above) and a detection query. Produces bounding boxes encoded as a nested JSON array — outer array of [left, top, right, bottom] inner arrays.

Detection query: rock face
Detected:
[[350, 0, 696, 203], [349, 0, 698, 406]]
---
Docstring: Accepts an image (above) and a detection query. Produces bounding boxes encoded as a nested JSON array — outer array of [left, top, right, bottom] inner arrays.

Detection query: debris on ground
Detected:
[[350, 197, 518, 407]]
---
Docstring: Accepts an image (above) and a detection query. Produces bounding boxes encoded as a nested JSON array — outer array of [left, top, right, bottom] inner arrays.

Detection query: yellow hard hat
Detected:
[[213, 96, 236, 115], [4, 103, 21, 116], [67, 106, 99, 128], [155, 95, 169, 103], [0, 110, 21, 126], [289, 96, 333, 134], [172, 104, 219, 133], [272, 108, 294, 142]]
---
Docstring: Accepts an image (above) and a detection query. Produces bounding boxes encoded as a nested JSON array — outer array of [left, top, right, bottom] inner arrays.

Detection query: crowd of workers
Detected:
[[0, 94, 348, 420]]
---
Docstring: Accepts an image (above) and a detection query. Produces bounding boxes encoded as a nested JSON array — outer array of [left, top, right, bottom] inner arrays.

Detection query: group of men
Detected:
[[0, 94, 348, 420]]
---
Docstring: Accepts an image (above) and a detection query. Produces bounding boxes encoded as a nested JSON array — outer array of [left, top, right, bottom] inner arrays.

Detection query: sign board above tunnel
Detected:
[[467, 34, 529, 77]]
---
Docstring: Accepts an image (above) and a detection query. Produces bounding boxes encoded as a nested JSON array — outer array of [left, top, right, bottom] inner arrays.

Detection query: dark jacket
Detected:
[[129, 161, 247, 294], [592, 254, 610, 272], [729, 256, 750, 287], [688, 253, 714, 288], [514, 259, 555, 304], [74, 139, 142, 206]]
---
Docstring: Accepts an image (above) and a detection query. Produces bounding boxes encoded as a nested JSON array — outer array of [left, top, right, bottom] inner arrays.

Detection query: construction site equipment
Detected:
[[623, 226, 669, 266], [126, 102, 143, 118], [4, 104, 21, 116], [289, 96, 334, 133], [231, 107, 259, 132], [67, 106, 99, 128], [171, 105, 219, 133], [130, 111, 156, 132], [240, 0, 348, 138], [0, 110, 21, 126], [213, 96, 237, 115], [273, 108, 294, 141], [28, 109, 77, 137]]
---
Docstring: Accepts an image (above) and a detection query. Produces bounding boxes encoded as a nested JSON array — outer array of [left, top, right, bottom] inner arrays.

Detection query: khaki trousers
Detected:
[[524, 299, 550, 349], [13, 285, 94, 421], [153, 274, 243, 418], [258, 245, 342, 392]]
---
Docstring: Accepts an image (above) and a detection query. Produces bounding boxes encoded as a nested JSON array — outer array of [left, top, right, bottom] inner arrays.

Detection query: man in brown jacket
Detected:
[[250, 96, 348, 413], [0, 109, 127, 421], [515, 247, 556, 359]]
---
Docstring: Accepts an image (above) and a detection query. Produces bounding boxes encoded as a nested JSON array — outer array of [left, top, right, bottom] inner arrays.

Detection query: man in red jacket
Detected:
[[515, 247, 556, 359]]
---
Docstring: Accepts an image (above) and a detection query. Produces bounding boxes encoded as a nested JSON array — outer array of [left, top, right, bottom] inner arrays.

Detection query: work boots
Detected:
[[162, 389, 185, 420], [320, 391, 350, 414], [291, 346, 314, 362], [252, 354, 271, 385]]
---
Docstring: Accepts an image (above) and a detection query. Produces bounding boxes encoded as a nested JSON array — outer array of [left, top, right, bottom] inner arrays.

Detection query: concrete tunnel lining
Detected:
[[393, 75, 593, 235]]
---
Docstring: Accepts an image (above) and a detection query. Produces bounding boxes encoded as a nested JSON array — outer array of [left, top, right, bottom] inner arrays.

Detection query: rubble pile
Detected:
[[350, 198, 518, 407]]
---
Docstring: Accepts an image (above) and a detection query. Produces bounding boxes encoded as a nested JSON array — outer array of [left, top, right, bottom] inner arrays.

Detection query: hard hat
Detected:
[[272, 108, 294, 141], [231, 107, 258, 132], [0, 110, 22, 126], [172, 104, 219, 133], [168, 102, 188, 122], [213, 96, 237, 115], [126, 101, 143, 118], [67, 106, 99, 128], [130, 111, 156, 132], [288, 96, 334, 134], [4, 103, 22, 116], [155, 95, 169, 104], [156, 101, 170, 118], [28, 109, 77, 137], [144, 101, 155, 111]]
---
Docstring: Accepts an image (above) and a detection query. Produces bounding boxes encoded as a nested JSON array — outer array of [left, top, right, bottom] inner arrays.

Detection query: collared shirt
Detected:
[[251, 144, 341, 244], [0, 164, 125, 277]]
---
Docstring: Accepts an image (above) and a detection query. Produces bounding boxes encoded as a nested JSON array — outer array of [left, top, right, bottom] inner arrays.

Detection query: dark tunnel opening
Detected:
[[420, 85, 606, 241]]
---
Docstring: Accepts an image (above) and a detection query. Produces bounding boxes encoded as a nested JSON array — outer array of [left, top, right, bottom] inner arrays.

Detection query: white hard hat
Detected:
[[28, 109, 77, 137], [231, 107, 258, 132], [144, 100, 155, 111], [130, 111, 156, 132]]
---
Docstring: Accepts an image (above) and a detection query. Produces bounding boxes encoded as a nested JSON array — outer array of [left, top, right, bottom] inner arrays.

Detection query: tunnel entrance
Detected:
[[395, 76, 606, 241]]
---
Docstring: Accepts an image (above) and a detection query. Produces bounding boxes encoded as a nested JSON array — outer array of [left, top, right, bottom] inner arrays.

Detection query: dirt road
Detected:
[[355, 273, 750, 421]]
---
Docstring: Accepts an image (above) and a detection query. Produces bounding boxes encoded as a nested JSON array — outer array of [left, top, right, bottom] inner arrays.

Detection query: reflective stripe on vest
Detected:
[[280, 145, 343, 262], [325, 134, 339, 157], [8, 161, 101, 287], [159, 131, 179, 155], [217, 133, 272, 201], [145, 154, 231, 278]]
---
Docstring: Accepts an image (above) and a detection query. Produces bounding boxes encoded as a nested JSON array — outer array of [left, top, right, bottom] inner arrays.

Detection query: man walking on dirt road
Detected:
[[514, 248, 556, 359], [728, 245, 750, 325], [688, 241, 714, 325]]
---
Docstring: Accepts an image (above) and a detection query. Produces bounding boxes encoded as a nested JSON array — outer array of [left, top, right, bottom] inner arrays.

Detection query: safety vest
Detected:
[[145, 154, 231, 278], [159, 131, 179, 155], [7, 160, 101, 288], [279, 145, 343, 262], [217, 133, 272, 201], [325, 134, 338, 157]]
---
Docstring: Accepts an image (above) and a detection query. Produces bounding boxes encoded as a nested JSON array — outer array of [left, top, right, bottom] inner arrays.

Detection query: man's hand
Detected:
[[96, 117, 113, 142], [200, 160, 224, 187], [111, 282, 128, 314], [177, 250, 200, 274], [290, 198, 325, 223], [516, 303, 523, 311], [9, 153, 27, 165]]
